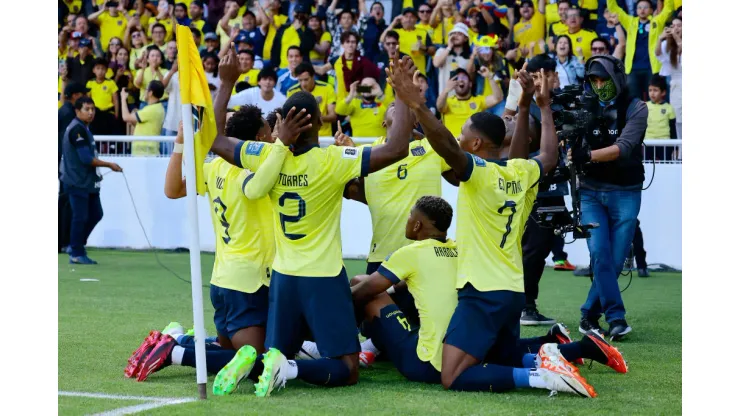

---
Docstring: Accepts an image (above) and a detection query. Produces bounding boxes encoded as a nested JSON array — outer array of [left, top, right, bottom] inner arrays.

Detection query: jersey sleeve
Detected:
[[240, 140, 289, 199], [327, 86, 337, 106], [327, 145, 372, 184], [202, 159, 212, 189], [234, 140, 275, 171], [109, 81, 119, 93], [68, 125, 89, 148], [377, 246, 416, 284], [476, 94, 489, 110], [135, 104, 153, 124], [507, 158, 543, 190], [459, 152, 484, 182], [667, 104, 676, 120], [335, 97, 354, 116]]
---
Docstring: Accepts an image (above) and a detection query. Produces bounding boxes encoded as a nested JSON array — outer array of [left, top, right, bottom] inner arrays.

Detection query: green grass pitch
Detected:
[[59, 249, 681, 415]]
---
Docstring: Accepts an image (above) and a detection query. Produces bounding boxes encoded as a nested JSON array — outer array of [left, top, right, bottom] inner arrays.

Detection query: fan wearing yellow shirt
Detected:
[[350, 196, 458, 383], [234, 50, 260, 92], [89, 1, 128, 51], [120, 82, 165, 156], [547, 0, 572, 50], [514, 1, 546, 56], [564, 7, 598, 61], [208, 49, 416, 397], [437, 68, 503, 138], [148, 1, 175, 42], [262, 0, 289, 65], [336, 78, 391, 138], [131, 106, 293, 387], [381, 9, 433, 76], [87, 59, 120, 135], [134, 47, 169, 104], [389, 57, 596, 397], [287, 63, 337, 138]]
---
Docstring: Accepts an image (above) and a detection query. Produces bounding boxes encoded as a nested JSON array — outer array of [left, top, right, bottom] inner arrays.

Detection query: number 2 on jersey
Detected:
[[213, 197, 231, 244], [497, 200, 516, 248], [279, 192, 307, 240]]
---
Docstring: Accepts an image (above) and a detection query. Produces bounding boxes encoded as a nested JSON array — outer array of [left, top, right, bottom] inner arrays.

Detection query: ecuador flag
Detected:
[[176, 24, 216, 196]]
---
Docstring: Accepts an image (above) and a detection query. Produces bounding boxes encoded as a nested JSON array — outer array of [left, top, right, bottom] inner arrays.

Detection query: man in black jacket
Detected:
[[58, 82, 89, 253], [569, 55, 647, 341]]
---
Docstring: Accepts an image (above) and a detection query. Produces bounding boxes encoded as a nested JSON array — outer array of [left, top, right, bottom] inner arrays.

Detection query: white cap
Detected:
[[448, 23, 470, 40]]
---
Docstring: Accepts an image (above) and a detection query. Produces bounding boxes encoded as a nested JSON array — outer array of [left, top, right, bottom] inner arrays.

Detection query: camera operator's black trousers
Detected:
[[522, 196, 566, 309]]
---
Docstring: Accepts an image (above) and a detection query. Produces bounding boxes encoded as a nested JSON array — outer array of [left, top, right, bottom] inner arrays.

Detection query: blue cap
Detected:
[[235, 31, 250, 44]]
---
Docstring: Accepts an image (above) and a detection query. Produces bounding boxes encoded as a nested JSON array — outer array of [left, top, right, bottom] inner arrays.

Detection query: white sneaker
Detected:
[[295, 341, 321, 360], [537, 347, 597, 398], [254, 348, 290, 397], [359, 351, 376, 368], [536, 343, 580, 375]]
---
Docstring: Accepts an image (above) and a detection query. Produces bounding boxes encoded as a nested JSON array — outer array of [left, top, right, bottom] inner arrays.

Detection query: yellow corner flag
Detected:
[[176, 24, 216, 196]]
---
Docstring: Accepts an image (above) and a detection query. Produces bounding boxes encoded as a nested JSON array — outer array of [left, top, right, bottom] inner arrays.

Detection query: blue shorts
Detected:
[[366, 262, 382, 274], [368, 261, 421, 327], [210, 284, 269, 339], [367, 304, 440, 384], [444, 284, 525, 364], [266, 268, 360, 358]]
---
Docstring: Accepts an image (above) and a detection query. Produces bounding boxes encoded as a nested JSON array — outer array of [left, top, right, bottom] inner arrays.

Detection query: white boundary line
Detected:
[[58, 391, 197, 415]]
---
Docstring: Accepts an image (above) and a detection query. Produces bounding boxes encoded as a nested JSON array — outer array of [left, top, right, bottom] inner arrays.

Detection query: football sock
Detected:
[[527, 369, 548, 389], [179, 346, 236, 374], [448, 363, 516, 392], [247, 355, 264, 382], [562, 338, 607, 365], [517, 336, 547, 354], [300, 341, 322, 358], [176, 335, 220, 348], [294, 358, 351, 387], [522, 353, 537, 369], [360, 339, 380, 356]]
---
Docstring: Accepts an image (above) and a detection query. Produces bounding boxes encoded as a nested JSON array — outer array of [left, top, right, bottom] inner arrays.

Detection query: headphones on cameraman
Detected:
[[584, 54, 628, 93]]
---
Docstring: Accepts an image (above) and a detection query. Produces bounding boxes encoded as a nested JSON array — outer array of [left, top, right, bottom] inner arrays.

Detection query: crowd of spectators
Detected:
[[59, 0, 683, 157]]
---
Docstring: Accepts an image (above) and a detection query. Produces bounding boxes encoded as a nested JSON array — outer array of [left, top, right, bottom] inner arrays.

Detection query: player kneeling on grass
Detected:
[[125, 105, 311, 395]]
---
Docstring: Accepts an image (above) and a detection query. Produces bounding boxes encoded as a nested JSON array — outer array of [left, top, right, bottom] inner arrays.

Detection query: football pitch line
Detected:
[[58, 391, 197, 415]]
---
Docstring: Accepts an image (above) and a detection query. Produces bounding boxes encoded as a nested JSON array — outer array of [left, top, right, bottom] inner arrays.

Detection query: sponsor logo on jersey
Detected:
[[246, 141, 264, 156], [342, 147, 359, 159], [411, 146, 426, 156]]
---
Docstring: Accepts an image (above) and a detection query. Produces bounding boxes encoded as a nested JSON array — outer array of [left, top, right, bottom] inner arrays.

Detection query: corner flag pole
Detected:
[[181, 103, 209, 400]]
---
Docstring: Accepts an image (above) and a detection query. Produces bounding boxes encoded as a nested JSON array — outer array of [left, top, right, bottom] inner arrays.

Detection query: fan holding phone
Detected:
[[336, 78, 391, 137]]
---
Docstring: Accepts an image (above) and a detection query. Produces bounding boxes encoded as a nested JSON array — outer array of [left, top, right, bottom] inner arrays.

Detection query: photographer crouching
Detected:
[[569, 55, 648, 341]]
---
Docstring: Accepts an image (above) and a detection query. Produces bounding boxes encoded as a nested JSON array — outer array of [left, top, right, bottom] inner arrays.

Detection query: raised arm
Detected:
[[390, 57, 467, 175], [531, 69, 557, 173], [613, 24, 627, 59], [508, 64, 535, 160], [538, 0, 546, 14], [211, 44, 244, 165], [88, 8, 105, 25], [607, 0, 632, 29], [119, 89, 138, 123], [164, 122, 187, 199], [655, 0, 675, 26], [480, 67, 504, 108]]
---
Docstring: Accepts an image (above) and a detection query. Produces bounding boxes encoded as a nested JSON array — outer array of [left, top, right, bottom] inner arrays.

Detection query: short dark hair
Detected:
[[148, 80, 165, 98], [152, 23, 166, 33], [282, 91, 320, 142], [93, 58, 108, 68], [385, 30, 400, 42], [238, 49, 256, 60], [244, 10, 256, 19], [175, 2, 187, 11], [226, 105, 264, 141], [592, 37, 609, 48], [637, 0, 653, 8], [339, 10, 355, 20], [266, 108, 283, 131], [258, 67, 278, 82], [526, 53, 557, 72], [340, 30, 359, 44], [235, 81, 251, 93], [649, 74, 668, 92], [295, 62, 315, 77], [74, 96, 95, 110], [191, 27, 202, 38], [371, 1, 384, 11], [287, 45, 302, 56], [558, 0, 571, 5], [470, 112, 506, 147], [147, 46, 164, 60], [414, 196, 453, 233]]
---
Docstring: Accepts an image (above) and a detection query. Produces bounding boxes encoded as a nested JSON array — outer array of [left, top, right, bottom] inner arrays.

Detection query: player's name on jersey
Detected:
[[499, 178, 523, 195], [277, 173, 309, 187], [433, 246, 458, 258]]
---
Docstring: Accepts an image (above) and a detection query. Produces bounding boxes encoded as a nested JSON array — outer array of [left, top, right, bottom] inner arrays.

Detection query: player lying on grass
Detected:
[[388, 56, 599, 397], [125, 99, 312, 394], [206, 47, 416, 398], [348, 196, 627, 387]]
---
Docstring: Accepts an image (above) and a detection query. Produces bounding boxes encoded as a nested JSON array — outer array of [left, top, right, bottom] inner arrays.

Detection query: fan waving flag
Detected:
[[176, 24, 216, 196]]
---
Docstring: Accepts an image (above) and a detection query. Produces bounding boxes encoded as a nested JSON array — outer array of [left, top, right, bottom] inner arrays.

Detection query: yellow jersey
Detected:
[[550, 21, 568, 38], [139, 67, 169, 101], [62, 0, 82, 15], [236, 142, 372, 277], [129, 46, 147, 71], [86, 79, 118, 111], [416, 23, 434, 39], [396, 28, 432, 76], [433, 17, 455, 45], [132, 102, 165, 156], [234, 68, 260, 93], [310, 31, 332, 63], [565, 29, 598, 60], [645, 101, 676, 139], [378, 238, 458, 372], [97, 11, 128, 51], [202, 157, 274, 293], [279, 25, 302, 69], [335, 96, 392, 138], [128, 9, 151, 31], [149, 17, 174, 42], [263, 14, 288, 62], [456, 154, 541, 292], [513, 7, 546, 55], [365, 138, 451, 262], [442, 95, 487, 138], [545, 2, 561, 29], [287, 82, 336, 137]]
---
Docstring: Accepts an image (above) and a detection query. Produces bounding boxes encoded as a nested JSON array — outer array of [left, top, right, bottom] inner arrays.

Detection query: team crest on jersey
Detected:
[[411, 146, 426, 156], [472, 155, 486, 167], [342, 147, 359, 159], [470, 102, 477, 109], [661, 108, 666, 114], [117, 20, 123, 26], [315, 96, 323, 104], [103, 85, 107, 90], [652, 22, 657, 29], [577, 37, 582, 43], [246, 141, 265, 156]]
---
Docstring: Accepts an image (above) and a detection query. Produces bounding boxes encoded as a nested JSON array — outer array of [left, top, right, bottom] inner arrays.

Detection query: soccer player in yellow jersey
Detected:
[[350, 196, 458, 383], [287, 63, 337, 138], [208, 50, 416, 397], [389, 57, 597, 397]]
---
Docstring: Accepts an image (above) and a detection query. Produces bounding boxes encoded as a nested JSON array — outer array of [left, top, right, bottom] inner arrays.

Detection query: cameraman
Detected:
[[569, 55, 647, 340], [503, 54, 571, 326]]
